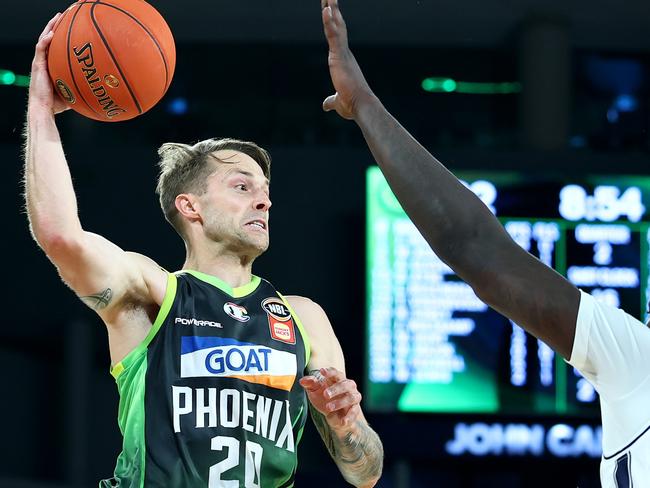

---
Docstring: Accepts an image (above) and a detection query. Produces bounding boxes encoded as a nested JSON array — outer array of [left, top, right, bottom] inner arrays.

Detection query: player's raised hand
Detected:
[[300, 367, 363, 432], [29, 13, 69, 115], [321, 0, 376, 120]]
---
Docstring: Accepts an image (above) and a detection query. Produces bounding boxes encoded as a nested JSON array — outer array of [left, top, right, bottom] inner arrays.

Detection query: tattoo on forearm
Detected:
[[308, 371, 383, 486], [310, 402, 337, 455], [81, 288, 113, 310], [339, 430, 365, 464]]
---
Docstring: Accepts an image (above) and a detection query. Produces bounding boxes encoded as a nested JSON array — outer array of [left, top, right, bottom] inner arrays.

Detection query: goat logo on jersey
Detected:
[[262, 297, 296, 345], [180, 336, 297, 391], [223, 302, 250, 322]]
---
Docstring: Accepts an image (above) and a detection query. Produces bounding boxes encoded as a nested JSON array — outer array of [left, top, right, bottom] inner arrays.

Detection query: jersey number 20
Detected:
[[209, 436, 263, 487]]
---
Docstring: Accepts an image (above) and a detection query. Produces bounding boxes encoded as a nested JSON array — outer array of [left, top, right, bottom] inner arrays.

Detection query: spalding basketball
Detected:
[[47, 0, 176, 122]]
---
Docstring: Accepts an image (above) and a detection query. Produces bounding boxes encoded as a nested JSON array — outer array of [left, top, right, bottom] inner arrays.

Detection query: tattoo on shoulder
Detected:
[[81, 288, 113, 310]]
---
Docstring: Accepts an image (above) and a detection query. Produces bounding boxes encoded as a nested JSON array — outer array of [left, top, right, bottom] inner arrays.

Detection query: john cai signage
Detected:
[[445, 422, 602, 458]]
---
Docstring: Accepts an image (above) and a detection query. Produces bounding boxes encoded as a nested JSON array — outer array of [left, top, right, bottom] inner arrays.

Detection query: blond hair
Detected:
[[155, 137, 271, 238]]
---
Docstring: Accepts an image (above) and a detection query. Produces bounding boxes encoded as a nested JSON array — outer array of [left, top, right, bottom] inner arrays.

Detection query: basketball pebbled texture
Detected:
[[47, 0, 176, 122]]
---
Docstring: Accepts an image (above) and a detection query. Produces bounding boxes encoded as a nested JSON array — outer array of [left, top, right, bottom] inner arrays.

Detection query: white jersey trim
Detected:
[[569, 290, 595, 372], [604, 422, 650, 460]]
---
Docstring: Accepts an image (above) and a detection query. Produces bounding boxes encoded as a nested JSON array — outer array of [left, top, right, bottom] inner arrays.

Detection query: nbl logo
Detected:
[[261, 298, 291, 321], [262, 297, 296, 345]]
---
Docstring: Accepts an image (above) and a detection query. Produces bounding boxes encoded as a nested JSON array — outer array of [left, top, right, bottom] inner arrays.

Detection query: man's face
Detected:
[[199, 150, 271, 256]]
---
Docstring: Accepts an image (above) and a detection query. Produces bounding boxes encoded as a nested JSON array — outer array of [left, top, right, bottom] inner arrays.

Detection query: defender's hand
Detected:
[[321, 0, 376, 120], [29, 13, 69, 115], [300, 367, 363, 432]]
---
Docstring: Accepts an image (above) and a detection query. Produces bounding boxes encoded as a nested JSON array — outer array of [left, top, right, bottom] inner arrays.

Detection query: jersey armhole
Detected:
[[111, 272, 178, 379], [568, 290, 595, 371], [277, 293, 312, 366]]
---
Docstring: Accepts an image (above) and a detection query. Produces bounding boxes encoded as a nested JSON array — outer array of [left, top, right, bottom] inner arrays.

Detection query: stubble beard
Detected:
[[204, 214, 269, 258]]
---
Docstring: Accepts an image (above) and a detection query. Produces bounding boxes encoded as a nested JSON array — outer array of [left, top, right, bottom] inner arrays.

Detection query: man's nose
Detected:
[[254, 191, 272, 211]]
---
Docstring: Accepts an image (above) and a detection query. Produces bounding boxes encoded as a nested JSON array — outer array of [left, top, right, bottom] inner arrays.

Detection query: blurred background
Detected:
[[2, 0, 650, 486]]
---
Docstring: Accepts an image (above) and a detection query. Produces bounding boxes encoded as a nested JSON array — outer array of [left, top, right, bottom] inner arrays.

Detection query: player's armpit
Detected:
[[80, 287, 114, 310], [468, 237, 581, 360], [570, 291, 650, 399], [48, 231, 166, 320]]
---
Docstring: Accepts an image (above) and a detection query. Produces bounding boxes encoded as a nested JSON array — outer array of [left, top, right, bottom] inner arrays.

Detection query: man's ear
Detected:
[[175, 193, 203, 224]]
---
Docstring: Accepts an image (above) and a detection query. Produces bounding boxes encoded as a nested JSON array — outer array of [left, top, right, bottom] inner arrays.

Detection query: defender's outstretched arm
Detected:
[[320, 0, 580, 359]]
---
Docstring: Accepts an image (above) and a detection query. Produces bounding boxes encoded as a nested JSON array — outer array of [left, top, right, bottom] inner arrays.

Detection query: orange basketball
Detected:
[[47, 0, 176, 122]]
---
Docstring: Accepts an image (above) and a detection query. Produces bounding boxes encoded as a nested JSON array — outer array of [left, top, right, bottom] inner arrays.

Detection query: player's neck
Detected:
[[183, 244, 256, 288]]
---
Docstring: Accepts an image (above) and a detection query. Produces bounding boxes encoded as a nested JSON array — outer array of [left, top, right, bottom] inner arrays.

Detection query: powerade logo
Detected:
[[180, 336, 297, 391], [445, 422, 602, 458], [174, 317, 222, 328]]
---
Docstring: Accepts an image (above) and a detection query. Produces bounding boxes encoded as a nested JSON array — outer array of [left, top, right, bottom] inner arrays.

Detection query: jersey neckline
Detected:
[[179, 269, 262, 298]]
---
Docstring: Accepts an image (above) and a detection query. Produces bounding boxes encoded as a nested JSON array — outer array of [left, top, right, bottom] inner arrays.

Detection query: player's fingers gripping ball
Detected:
[[47, 0, 176, 122]]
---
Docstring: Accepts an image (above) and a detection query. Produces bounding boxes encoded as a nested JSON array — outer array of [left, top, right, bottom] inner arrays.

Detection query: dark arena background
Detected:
[[3, 1, 650, 487]]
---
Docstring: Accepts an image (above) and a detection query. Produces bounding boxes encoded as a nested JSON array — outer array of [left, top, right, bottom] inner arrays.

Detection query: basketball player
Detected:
[[320, 0, 648, 484], [24, 13, 383, 487]]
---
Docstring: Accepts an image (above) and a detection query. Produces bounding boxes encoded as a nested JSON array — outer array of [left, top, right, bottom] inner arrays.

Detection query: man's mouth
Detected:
[[245, 219, 267, 231]]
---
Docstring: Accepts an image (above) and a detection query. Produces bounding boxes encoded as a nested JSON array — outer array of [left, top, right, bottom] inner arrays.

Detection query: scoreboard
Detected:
[[366, 167, 650, 416]]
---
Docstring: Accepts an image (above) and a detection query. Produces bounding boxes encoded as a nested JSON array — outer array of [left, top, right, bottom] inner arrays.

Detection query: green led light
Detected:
[[0, 69, 16, 85], [422, 78, 457, 92], [441, 78, 457, 92], [0, 69, 30, 87], [14, 74, 30, 87], [422, 77, 522, 95], [421, 78, 436, 92]]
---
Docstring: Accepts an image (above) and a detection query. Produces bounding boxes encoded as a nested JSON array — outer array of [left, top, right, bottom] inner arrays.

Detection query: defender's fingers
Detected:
[[327, 0, 344, 27], [322, 6, 348, 54], [322, 4, 335, 34], [327, 0, 339, 12]]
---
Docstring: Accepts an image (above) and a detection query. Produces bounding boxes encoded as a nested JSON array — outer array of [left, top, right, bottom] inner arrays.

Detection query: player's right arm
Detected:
[[320, 0, 580, 360], [24, 14, 167, 363]]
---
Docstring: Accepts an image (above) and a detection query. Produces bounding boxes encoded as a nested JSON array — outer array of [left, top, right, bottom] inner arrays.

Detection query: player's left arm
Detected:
[[285, 295, 383, 488]]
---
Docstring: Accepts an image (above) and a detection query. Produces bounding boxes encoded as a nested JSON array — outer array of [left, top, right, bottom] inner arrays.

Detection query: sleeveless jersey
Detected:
[[101, 270, 311, 488], [570, 291, 650, 487]]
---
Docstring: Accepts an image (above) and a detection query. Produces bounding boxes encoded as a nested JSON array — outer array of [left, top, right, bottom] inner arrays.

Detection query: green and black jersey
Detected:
[[101, 270, 311, 488]]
